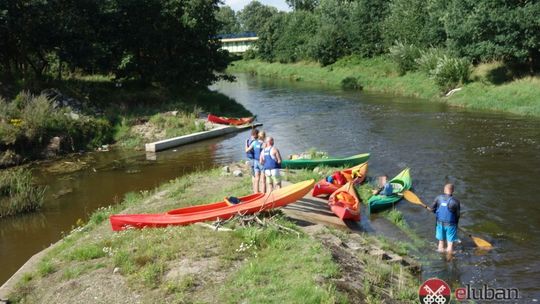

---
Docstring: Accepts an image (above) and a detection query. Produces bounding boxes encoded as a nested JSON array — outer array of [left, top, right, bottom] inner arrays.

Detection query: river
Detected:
[[1, 74, 539, 301]]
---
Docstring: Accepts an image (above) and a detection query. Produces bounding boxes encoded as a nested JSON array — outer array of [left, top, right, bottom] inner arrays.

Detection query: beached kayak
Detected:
[[367, 168, 412, 213], [329, 182, 361, 221], [282, 153, 370, 169], [166, 193, 265, 215], [312, 162, 368, 197], [207, 114, 255, 125], [109, 179, 314, 231]]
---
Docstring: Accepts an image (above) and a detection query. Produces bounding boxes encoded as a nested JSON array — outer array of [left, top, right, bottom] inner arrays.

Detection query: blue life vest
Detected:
[[435, 195, 458, 224], [246, 137, 255, 159], [381, 183, 393, 196], [253, 140, 263, 161], [263, 147, 280, 169]]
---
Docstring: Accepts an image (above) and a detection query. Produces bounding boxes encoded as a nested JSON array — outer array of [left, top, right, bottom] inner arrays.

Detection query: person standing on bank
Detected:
[[246, 130, 266, 193], [245, 129, 258, 185], [260, 136, 282, 192], [431, 183, 461, 253]]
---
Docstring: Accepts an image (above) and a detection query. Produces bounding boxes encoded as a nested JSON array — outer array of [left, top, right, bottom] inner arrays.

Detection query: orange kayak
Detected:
[[109, 180, 314, 231], [328, 181, 361, 221], [207, 114, 255, 125], [312, 162, 368, 197]]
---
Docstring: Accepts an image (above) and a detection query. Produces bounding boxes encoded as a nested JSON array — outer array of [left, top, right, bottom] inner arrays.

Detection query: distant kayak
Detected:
[[312, 162, 368, 197], [367, 168, 412, 213], [282, 153, 370, 169], [329, 182, 360, 221], [109, 179, 314, 231], [207, 113, 255, 125]]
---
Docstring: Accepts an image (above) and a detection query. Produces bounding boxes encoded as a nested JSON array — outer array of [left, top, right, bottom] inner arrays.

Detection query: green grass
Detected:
[[0, 167, 46, 217], [7, 166, 421, 303], [230, 57, 540, 116]]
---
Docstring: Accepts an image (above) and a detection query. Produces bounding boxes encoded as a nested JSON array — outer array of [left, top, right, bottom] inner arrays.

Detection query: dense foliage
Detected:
[[0, 0, 229, 87], [224, 0, 539, 73], [0, 168, 46, 217]]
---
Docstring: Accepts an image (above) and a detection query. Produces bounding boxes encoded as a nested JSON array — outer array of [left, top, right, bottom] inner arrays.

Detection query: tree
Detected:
[[237, 1, 278, 33], [445, 0, 539, 70], [348, 0, 390, 57], [216, 5, 240, 34], [383, 0, 446, 49], [286, 0, 319, 11]]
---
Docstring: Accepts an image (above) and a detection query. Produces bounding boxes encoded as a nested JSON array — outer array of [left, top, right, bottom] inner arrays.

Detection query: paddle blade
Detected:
[[470, 235, 493, 249], [403, 190, 427, 208]]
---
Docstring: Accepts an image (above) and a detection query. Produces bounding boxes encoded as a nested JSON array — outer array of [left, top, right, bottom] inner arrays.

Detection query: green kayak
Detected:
[[367, 168, 412, 213], [281, 153, 370, 169]]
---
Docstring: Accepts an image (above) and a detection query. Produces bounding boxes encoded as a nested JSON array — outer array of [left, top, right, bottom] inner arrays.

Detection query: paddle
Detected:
[[403, 190, 493, 249]]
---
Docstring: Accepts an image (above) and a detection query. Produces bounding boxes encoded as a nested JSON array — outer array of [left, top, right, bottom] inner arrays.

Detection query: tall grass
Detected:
[[0, 168, 46, 217]]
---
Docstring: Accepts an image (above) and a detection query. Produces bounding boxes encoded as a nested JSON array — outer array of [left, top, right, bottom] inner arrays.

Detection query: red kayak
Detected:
[[328, 182, 361, 221], [166, 193, 264, 215], [312, 162, 368, 197], [110, 180, 314, 231], [207, 114, 255, 126]]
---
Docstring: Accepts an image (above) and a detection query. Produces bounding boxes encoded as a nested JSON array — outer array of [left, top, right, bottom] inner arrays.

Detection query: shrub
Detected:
[[432, 56, 472, 92], [416, 48, 448, 74], [243, 48, 258, 60], [389, 41, 421, 75], [0, 168, 46, 217], [341, 77, 363, 90]]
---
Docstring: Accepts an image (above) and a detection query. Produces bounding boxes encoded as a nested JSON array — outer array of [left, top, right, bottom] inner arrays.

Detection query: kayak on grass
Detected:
[[109, 179, 314, 231], [281, 153, 370, 170], [328, 182, 361, 221], [367, 168, 412, 213], [207, 113, 255, 125], [312, 162, 368, 197], [166, 193, 264, 215]]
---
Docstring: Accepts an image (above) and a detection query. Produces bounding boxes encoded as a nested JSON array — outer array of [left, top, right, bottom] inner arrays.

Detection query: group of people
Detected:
[[245, 129, 282, 193], [244, 130, 461, 254]]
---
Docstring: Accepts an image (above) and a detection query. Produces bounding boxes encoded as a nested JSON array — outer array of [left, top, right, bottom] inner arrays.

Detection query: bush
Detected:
[[0, 91, 113, 166], [243, 48, 258, 60], [389, 42, 421, 75], [341, 77, 363, 90], [432, 56, 472, 92], [0, 168, 46, 217], [416, 48, 449, 74]]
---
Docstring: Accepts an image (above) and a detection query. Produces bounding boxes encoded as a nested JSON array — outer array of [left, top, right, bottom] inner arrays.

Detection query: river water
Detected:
[[1, 74, 539, 301]]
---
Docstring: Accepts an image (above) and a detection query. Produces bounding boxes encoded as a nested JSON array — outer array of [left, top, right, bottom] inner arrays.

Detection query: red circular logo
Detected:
[[418, 278, 451, 304]]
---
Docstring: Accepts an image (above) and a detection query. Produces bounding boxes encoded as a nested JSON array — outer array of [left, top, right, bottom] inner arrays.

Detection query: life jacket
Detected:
[[253, 140, 263, 161], [381, 183, 393, 196], [263, 146, 280, 169], [246, 137, 255, 159], [335, 192, 358, 210], [435, 195, 458, 224], [332, 172, 346, 186]]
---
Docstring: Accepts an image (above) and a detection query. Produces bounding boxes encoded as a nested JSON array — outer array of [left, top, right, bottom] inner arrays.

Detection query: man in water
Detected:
[[245, 129, 258, 182], [431, 183, 461, 253], [372, 175, 393, 195], [260, 136, 282, 192]]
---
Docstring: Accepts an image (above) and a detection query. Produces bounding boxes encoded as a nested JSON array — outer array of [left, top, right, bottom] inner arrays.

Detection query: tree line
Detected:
[[219, 0, 539, 72], [0, 0, 229, 87]]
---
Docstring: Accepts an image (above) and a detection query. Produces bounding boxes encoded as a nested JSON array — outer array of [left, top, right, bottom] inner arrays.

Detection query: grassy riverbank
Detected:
[[5, 165, 420, 303], [229, 58, 540, 117], [1, 76, 252, 166]]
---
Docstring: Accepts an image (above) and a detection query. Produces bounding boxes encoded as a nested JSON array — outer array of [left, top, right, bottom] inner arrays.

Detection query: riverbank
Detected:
[[2, 165, 420, 303], [229, 58, 540, 117], [1, 76, 252, 168]]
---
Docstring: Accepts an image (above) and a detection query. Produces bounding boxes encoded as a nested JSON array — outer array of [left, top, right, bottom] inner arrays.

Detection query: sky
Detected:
[[223, 0, 291, 11]]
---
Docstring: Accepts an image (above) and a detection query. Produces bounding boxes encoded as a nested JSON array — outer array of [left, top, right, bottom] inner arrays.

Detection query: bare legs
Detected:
[[437, 241, 455, 254]]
